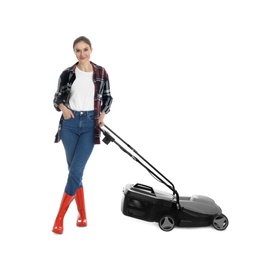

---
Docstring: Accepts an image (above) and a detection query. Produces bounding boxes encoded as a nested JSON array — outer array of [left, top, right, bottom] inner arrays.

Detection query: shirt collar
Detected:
[[70, 61, 96, 74]]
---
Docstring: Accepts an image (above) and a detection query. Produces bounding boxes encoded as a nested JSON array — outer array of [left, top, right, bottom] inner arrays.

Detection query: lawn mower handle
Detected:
[[99, 124, 181, 208]]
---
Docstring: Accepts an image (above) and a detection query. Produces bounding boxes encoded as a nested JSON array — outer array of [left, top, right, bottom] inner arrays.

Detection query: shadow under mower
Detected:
[[100, 125, 229, 232]]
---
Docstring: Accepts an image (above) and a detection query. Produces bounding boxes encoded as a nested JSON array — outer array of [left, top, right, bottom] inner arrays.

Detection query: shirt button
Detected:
[[80, 112, 83, 115]]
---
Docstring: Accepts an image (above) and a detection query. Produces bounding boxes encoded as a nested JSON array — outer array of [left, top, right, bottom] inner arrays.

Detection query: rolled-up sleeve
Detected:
[[101, 76, 113, 114]]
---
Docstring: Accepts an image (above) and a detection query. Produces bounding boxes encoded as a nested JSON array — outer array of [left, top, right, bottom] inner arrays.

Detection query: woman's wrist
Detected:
[[58, 103, 66, 111]]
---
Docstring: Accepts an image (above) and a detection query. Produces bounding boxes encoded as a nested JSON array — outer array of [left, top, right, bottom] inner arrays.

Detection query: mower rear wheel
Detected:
[[212, 214, 229, 231], [158, 215, 176, 232]]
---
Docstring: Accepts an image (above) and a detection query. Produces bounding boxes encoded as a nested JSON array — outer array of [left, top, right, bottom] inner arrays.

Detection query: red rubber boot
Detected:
[[75, 187, 87, 227], [52, 192, 74, 234]]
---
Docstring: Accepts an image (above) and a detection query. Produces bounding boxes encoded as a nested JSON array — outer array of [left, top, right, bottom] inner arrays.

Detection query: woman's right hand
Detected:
[[59, 103, 74, 120]]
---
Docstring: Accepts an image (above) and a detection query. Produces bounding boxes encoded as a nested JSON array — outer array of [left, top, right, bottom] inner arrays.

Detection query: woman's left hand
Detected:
[[99, 112, 106, 126]]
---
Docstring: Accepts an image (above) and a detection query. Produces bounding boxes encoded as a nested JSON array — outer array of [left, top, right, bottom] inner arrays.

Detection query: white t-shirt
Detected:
[[68, 67, 95, 111]]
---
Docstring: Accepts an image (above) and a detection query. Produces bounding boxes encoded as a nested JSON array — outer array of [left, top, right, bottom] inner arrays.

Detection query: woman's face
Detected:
[[74, 41, 92, 63]]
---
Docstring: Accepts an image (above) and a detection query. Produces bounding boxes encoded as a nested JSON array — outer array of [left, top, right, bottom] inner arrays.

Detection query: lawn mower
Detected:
[[100, 125, 229, 231]]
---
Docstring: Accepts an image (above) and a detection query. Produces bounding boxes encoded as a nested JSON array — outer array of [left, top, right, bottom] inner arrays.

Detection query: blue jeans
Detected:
[[61, 110, 95, 196]]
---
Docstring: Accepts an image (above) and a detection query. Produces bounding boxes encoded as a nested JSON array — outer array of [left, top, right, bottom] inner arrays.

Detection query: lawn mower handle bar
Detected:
[[99, 125, 180, 207]]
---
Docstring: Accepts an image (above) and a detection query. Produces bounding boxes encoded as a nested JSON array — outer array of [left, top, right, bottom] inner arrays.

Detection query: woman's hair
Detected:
[[73, 36, 92, 49]]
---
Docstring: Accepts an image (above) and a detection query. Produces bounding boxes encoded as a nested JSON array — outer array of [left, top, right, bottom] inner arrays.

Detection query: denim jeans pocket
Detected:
[[62, 117, 74, 127], [63, 116, 74, 121], [87, 114, 94, 121]]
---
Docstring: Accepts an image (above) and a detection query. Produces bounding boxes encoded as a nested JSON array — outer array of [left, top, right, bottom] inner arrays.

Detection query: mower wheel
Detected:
[[158, 215, 176, 232], [212, 214, 229, 231]]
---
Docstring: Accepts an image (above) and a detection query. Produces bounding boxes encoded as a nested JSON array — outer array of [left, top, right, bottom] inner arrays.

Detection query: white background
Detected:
[[1, 0, 270, 259]]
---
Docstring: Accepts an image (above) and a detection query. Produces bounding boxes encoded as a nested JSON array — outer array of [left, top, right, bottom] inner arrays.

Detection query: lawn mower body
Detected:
[[121, 183, 226, 231]]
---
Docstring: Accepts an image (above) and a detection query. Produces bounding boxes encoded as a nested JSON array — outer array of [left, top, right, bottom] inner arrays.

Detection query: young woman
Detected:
[[52, 36, 113, 234]]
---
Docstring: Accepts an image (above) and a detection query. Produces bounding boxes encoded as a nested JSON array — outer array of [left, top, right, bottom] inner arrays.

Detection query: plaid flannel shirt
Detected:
[[53, 61, 113, 144]]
